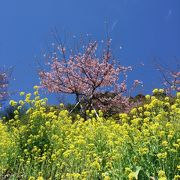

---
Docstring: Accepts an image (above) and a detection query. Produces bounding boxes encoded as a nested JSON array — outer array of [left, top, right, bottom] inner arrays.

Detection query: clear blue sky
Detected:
[[0, 0, 180, 104]]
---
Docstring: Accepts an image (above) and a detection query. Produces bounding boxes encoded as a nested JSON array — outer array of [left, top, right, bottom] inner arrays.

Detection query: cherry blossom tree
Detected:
[[39, 37, 141, 117]]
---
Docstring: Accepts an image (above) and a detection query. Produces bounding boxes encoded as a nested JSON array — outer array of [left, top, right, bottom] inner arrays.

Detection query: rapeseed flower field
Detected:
[[0, 87, 179, 179]]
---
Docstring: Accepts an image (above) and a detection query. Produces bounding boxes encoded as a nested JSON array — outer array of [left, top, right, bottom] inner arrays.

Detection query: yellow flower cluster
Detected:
[[0, 87, 179, 179]]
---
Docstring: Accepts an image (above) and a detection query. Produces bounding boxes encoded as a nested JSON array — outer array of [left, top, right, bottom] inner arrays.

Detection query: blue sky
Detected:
[[0, 0, 180, 104]]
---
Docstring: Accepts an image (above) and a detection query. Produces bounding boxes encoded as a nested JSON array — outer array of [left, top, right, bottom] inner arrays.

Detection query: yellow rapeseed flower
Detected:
[[158, 170, 167, 179], [152, 88, 159, 94], [20, 91, 25, 96], [145, 94, 151, 100], [28, 177, 35, 180], [159, 89, 164, 93], [33, 85, 39, 90], [9, 100, 17, 106], [174, 175, 180, 180], [157, 152, 167, 159]]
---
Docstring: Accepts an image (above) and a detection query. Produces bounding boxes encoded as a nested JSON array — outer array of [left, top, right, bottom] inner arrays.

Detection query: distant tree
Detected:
[[39, 36, 141, 117], [155, 60, 180, 94], [0, 67, 11, 107]]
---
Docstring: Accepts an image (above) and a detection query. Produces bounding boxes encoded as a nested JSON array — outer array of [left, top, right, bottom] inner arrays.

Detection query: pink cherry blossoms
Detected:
[[39, 39, 141, 116]]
